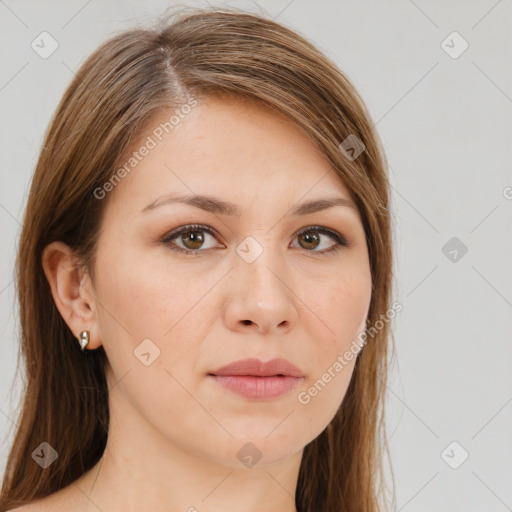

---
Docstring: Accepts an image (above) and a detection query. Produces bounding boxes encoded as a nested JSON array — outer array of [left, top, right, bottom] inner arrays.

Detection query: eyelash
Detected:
[[161, 224, 350, 256]]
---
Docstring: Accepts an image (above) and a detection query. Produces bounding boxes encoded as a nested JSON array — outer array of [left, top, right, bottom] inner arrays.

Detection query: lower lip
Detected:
[[209, 375, 303, 400]]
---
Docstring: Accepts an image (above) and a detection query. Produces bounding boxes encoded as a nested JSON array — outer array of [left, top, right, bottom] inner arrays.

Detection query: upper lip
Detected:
[[209, 358, 304, 378]]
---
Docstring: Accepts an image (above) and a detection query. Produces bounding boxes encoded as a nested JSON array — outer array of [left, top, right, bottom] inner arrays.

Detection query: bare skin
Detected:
[[20, 97, 372, 512]]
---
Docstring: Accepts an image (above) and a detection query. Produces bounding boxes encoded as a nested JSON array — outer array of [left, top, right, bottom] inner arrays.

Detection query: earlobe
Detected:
[[42, 241, 101, 349]]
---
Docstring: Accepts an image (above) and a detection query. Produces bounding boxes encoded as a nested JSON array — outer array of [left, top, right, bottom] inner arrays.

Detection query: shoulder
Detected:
[[9, 503, 50, 512], [6, 476, 88, 511], [7, 489, 75, 512]]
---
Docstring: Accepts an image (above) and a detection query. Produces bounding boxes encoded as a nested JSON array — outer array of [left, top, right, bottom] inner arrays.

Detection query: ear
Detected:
[[42, 241, 102, 350]]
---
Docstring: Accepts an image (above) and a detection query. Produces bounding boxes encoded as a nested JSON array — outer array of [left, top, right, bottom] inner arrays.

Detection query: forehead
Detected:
[[106, 97, 354, 215]]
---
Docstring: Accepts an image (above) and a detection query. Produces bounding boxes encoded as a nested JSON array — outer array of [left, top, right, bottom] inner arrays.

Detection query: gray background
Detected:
[[1, 1, 511, 510]]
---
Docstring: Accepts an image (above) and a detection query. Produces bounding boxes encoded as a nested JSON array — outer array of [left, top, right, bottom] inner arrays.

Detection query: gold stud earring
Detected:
[[78, 330, 90, 351]]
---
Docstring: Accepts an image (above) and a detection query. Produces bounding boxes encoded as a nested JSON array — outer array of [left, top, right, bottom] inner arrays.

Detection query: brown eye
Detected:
[[298, 231, 321, 250], [292, 226, 349, 254], [162, 224, 220, 254], [180, 230, 205, 250]]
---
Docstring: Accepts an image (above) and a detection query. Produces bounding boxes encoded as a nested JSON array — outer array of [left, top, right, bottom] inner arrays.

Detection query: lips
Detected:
[[209, 357, 304, 378], [208, 358, 304, 400]]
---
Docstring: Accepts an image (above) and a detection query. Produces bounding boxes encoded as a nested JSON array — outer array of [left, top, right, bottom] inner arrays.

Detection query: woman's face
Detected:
[[88, 97, 372, 467]]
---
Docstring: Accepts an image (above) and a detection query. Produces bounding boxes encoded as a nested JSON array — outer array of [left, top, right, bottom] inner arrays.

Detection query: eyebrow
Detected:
[[140, 193, 357, 217]]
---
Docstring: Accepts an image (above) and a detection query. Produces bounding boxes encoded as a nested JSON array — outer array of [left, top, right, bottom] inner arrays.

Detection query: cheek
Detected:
[[297, 268, 369, 394], [96, 249, 203, 340], [94, 250, 221, 390], [94, 254, 205, 421], [337, 275, 371, 337], [296, 270, 370, 432], [315, 266, 372, 348]]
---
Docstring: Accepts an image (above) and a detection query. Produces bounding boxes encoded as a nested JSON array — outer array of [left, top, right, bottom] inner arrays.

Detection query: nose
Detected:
[[223, 245, 299, 335]]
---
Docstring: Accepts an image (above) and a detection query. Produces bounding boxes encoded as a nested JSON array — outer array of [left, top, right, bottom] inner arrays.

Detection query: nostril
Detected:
[[242, 320, 252, 325]]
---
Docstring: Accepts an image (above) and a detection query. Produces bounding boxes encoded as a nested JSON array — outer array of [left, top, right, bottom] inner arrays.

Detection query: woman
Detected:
[[1, 6, 396, 512]]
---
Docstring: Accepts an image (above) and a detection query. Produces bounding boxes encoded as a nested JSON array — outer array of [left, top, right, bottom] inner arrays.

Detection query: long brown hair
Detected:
[[1, 6, 396, 511]]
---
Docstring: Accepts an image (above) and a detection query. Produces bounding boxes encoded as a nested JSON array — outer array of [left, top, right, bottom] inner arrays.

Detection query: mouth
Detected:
[[208, 358, 304, 400]]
